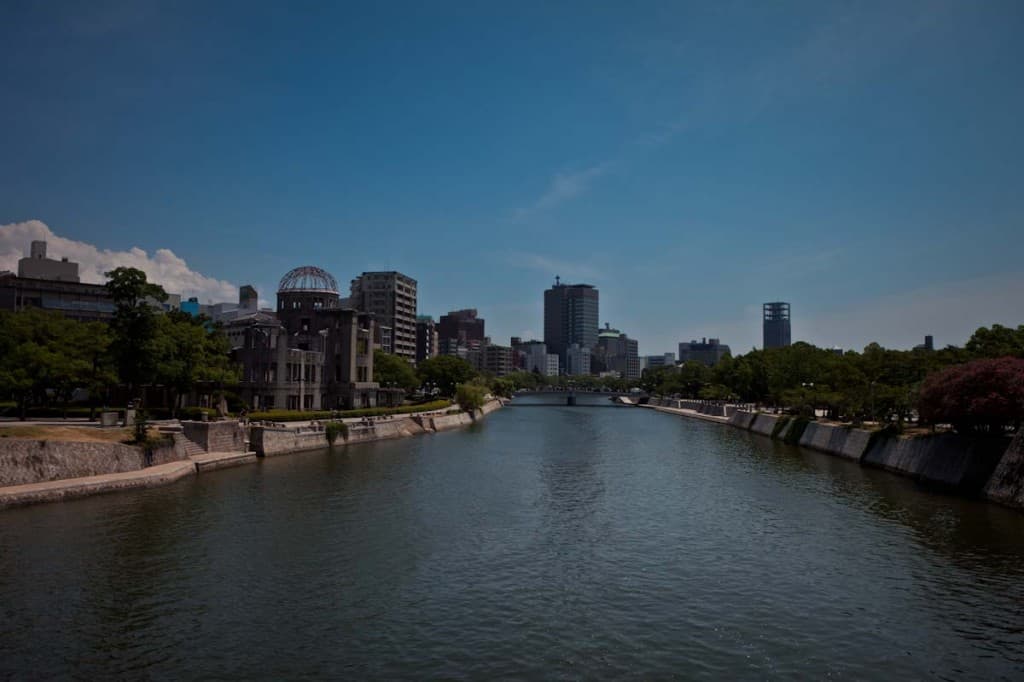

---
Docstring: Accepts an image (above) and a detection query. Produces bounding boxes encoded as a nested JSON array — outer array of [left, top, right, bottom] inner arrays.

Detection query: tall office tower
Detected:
[[543, 276, 599, 373], [350, 271, 418, 362], [763, 302, 792, 349]]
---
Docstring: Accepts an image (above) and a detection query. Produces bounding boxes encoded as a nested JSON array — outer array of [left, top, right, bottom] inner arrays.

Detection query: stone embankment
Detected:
[[646, 401, 1021, 508], [251, 399, 503, 457], [0, 400, 503, 509]]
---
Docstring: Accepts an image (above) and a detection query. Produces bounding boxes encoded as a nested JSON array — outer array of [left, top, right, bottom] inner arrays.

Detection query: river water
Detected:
[[2, 395, 1023, 679]]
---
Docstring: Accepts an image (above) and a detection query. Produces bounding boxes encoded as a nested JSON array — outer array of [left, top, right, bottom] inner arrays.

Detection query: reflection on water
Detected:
[[1, 394, 1022, 679]]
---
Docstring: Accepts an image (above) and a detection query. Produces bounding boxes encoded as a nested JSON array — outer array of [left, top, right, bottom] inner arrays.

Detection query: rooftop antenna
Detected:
[[555, 275, 560, 286]]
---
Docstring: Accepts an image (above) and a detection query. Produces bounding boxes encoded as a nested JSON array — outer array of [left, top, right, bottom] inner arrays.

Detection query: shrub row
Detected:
[[250, 400, 453, 423], [0, 405, 219, 420]]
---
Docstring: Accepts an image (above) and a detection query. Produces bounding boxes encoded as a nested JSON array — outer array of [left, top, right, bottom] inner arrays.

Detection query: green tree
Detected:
[[966, 324, 1024, 359], [152, 312, 240, 416], [106, 267, 167, 400], [373, 350, 419, 392], [0, 310, 112, 420], [417, 355, 477, 397], [455, 381, 487, 411]]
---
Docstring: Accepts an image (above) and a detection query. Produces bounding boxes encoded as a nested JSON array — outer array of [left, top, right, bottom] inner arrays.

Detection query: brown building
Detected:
[[437, 308, 485, 356], [229, 266, 382, 411]]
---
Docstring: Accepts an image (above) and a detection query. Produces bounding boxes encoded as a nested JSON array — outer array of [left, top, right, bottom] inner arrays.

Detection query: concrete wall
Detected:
[[479, 399, 503, 416], [0, 439, 184, 487], [427, 412, 475, 431], [749, 414, 789, 438], [252, 401, 503, 456], [729, 411, 757, 430], [250, 427, 328, 457], [798, 423, 873, 461], [984, 431, 1024, 509], [345, 418, 427, 444], [862, 433, 1008, 494], [181, 421, 246, 453]]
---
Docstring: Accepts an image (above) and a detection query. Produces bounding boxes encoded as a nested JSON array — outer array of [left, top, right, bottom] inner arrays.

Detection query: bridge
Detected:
[[507, 390, 647, 407]]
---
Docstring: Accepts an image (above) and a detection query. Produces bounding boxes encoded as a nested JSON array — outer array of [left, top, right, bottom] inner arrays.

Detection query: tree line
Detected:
[[640, 324, 1024, 433], [0, 267, 237, 419]]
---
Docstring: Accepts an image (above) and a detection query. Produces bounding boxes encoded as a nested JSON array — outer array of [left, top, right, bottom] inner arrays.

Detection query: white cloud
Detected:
[[515, 161, 613, 219], [504, 251, 601, 283], [0, 220, 239, 303]]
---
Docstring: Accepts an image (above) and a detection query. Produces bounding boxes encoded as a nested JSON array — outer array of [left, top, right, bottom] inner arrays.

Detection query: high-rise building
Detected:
[[520, 340, 559, 376], [350, 271, 418, 362], [437, 309, 485, 353], [565, 343, 592, 376], [481, 344, 514, 377], [594, 323, 641, 380], [763, 302, 791, 349], [913, 335, 935, 351], [415, 315, 438, 363], [678, 338, 732, 366], [543, 277, 598, 373]]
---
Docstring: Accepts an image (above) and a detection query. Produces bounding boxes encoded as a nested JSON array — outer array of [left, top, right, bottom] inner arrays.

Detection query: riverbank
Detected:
[[642, 399, 1024, 511], [0, 399, 504, 510]]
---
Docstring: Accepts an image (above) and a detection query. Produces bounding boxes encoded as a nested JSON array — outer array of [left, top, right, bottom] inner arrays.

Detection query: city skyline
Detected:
[[2, 3, 1024, 354], [1, 218, 1021, 356]]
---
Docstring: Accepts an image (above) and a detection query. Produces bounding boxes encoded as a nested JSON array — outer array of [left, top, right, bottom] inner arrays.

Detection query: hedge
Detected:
[[250, 400, 453, 422], [0, 405, 219, 420]]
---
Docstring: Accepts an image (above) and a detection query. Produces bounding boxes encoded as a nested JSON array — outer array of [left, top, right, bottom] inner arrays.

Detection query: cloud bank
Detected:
[[0, 220, 239, 303]]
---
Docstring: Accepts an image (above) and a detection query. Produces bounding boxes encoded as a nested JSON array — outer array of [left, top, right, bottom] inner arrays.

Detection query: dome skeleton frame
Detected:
[[277, 266, 339, 295]]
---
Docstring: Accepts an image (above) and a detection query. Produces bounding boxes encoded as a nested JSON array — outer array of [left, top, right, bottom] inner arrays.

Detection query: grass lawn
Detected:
[[0, 425, 139, 443]]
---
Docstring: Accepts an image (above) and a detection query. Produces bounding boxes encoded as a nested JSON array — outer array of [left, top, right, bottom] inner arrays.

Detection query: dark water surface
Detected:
[[2, 395, 1024, 679]]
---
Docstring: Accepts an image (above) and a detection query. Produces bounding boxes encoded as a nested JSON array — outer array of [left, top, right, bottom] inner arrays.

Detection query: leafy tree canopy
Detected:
[[417, 355, 477, 397], [373, 350, 419, 392]]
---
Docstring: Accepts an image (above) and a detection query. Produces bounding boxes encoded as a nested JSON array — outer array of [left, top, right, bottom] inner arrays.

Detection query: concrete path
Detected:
[[0, 460, 196, 510], [190, 451, 257, 472], [640, 404, 730, 424]]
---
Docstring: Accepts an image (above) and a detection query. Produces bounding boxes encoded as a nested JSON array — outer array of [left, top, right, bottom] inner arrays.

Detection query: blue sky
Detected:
[[2, 0, 1023, 354]]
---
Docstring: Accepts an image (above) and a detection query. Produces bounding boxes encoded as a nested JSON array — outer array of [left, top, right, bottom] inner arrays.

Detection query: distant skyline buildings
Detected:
[[678, 338, 732, 367], [1, 224, 1013, 358]]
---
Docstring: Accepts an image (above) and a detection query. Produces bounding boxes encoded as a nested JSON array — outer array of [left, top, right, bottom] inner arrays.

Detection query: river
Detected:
[[2, 394, 1023, 679]]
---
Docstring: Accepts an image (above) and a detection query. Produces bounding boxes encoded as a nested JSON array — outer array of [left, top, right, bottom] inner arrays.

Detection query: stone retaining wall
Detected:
[[724, 410, 1015, 499], [862, 433, 1008, 494], [0, 461, 195, 510], [798, 423, 872, 461], [749, 414, 789, 438], [250, 427, 328, 457], [728, 411, 757, 430], [0, 438, 184, 487], [984, 431, 1024, 509], [181, 421, 246, 453], [252, 400, 503, 457]]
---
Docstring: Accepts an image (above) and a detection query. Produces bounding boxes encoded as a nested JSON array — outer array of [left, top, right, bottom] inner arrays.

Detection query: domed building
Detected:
[[228, 265, 393, 412], [276, 266, 341, 341]]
